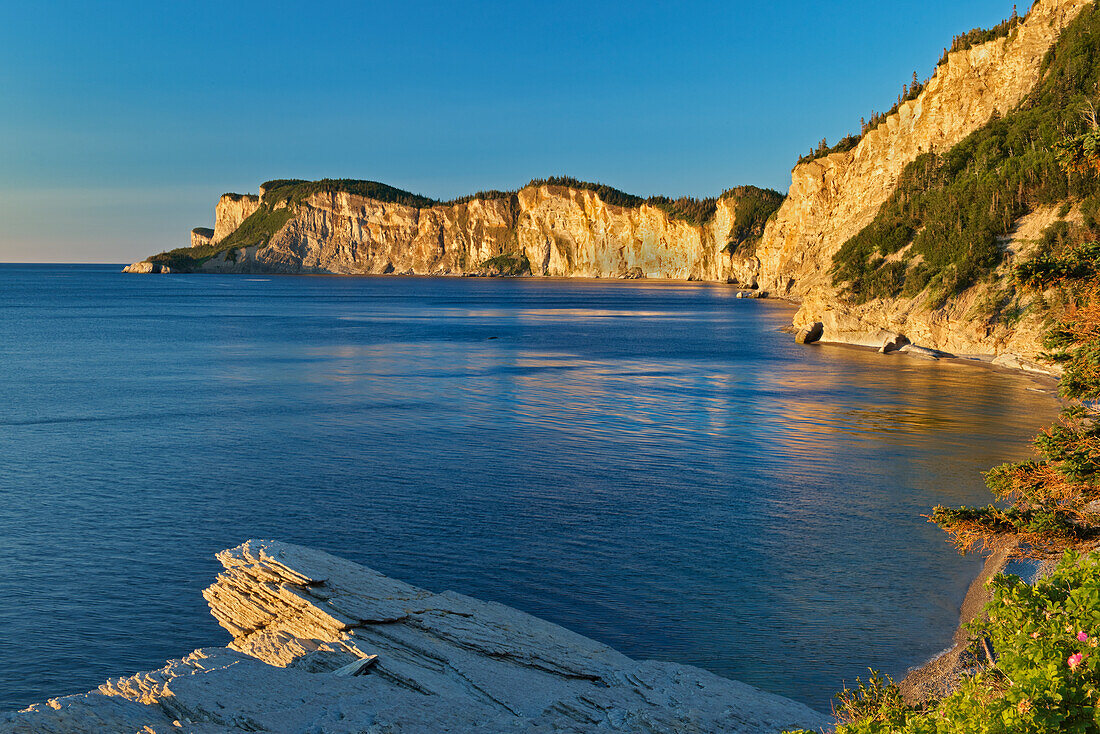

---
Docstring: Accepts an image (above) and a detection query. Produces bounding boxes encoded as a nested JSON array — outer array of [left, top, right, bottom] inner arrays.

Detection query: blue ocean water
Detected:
[[0, 264, 1060, 712]]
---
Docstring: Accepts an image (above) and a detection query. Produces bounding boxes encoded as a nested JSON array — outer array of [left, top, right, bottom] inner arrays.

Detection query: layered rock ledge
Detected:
[[3, 540, 827, 733]]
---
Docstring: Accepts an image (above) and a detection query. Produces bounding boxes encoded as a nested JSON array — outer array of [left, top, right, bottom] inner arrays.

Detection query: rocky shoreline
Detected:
[[3, 540, 828, 733]]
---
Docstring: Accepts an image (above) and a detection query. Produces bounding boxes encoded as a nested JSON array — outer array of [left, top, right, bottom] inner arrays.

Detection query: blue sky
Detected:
[[1, 0, 1024, 262]]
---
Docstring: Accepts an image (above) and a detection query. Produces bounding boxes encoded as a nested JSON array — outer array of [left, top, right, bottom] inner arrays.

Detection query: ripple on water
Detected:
[[0, 266, 1060, 711]]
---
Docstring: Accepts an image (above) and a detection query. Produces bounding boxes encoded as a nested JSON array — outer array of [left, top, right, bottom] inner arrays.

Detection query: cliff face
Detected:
[[174, 186, 760, 282], [212, 194, 261, 243], [752, 0, 1092, 359], [4, 540, 827, 733], [190, 228, 213, 248]]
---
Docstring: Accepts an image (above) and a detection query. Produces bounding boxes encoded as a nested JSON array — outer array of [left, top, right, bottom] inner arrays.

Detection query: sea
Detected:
[[0, 263, 1061, 711]]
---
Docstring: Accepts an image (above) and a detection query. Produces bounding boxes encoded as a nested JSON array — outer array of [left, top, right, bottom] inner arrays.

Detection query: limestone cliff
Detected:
[[3, 540, 827, 733], [190, 228, 214, 249], [213, 194, 261, 243], [752, 0, 1092, 362], [129, 183, 771, 283]]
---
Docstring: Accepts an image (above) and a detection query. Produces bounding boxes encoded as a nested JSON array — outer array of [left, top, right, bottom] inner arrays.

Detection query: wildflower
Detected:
[[1069, 652, 1085, 670], [1079, 631, 1090, 643], [1030, 631, 1041, 638], [1018, 697, 1033, 716]]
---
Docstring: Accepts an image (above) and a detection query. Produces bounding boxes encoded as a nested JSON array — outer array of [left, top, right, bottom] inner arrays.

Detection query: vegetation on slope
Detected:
[[525, 176, 718, 226], [793, 260, 1100, 733], [191, 227, 214, 238], [260, 179, 436, 208], [831, 2, 1100, 305], [525, 176, 785, 232], [723, 186, 786, 255], [149, 205, 295, 269], [790, 552, 1100, 734], [479, 252, 531, 276], [939, 5, 1025, 65], [144, 175, 783, 271], [443, 189, 516, 206]]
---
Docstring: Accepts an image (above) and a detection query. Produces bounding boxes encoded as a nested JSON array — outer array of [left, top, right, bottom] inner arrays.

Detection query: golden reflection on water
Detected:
[[337, 308, 687, 323]]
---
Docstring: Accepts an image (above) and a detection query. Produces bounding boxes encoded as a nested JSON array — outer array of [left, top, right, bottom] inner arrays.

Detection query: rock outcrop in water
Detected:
[[3, 540, 827, 733]]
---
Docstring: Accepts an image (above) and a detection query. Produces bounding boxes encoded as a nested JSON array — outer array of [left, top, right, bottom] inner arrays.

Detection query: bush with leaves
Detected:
[[790, 551, 1100, 734]]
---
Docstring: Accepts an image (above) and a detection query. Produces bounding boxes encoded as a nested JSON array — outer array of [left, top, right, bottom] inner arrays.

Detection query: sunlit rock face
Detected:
[[190, 228, 213, 248], [212, 194, 261, 244], [3, 540, 827, 733], [120, 261, 170, 273], [191, 186, 756, 282], [751, 0, 1090, 360]]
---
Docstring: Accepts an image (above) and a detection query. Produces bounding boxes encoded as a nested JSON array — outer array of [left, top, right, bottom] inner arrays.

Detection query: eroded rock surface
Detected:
[[3, 540, 827, 733], [120, 261, 171, 274], [164, 186, 758, 284]]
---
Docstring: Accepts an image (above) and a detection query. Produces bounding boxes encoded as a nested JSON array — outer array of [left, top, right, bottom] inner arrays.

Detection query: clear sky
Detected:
[[1, 0, 1024, 263]]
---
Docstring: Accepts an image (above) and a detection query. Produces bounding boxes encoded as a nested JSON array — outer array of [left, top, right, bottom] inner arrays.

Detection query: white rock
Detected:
[[3, 540, 828, 733]]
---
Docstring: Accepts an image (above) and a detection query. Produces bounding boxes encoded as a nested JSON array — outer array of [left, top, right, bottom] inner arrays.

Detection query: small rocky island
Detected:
[[4, 540, 827, 733]]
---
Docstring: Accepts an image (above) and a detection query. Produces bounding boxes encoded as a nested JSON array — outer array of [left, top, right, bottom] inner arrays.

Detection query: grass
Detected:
[[149, 206, 295, 270]]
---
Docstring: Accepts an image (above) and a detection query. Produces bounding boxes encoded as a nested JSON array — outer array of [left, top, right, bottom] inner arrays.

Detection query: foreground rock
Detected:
[[3, 540, 827, 733]]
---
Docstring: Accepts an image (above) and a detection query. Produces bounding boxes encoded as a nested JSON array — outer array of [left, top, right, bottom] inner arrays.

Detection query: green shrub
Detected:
[[645, 195, 718, 227], [937, 6, 1025, 66], [443, 190, 516, 206], [831, 671, 910, 728], [260, 179, 436, 208], [525, 176, 647, 209], [479, 252, 531, 276], [791, 552, 1100, 734], [723, 186, 786, 255], [528, 176, 764, 227]]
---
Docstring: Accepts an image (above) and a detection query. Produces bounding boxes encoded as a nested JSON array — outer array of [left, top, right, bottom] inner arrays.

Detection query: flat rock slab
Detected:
[[2, 540, 828, 733]]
